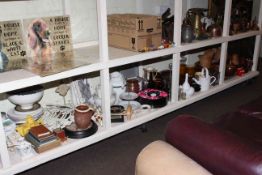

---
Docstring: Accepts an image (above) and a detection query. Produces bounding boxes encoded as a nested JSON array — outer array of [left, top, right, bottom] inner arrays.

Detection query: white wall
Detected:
[[136, 0, 174, 16]]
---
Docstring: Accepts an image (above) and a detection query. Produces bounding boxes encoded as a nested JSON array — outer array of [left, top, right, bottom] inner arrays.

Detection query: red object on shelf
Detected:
[[236, 67, 245, 76]]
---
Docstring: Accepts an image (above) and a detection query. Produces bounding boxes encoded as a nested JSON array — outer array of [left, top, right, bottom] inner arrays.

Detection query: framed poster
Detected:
[[22, 16, 88, 76], [0, 20, 27, 72]]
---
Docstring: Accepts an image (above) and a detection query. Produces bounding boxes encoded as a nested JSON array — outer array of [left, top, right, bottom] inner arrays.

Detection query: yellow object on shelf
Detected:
[[16, 115, 42, 136]]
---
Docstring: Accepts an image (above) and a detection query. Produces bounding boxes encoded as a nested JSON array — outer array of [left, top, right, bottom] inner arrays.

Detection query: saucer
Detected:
[[7, 107, 43, 124], [120, 92, 138, 101], [64, 120, 98, 139], [119, 101, 141, 111]]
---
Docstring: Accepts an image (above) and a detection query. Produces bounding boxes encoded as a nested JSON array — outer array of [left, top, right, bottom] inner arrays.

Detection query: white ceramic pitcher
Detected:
[[192, 68, 216, 92]]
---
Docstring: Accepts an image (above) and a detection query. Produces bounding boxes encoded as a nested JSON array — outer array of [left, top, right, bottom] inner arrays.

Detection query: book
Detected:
[[35, 139, 61, 153], [29, 125, 52, 139], [25, 132, 57, 147], [29, 130, 57, 143], [25, 133, 61, 153]]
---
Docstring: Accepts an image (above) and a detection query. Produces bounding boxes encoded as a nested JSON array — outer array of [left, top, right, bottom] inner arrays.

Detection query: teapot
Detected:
[[192, 68, 216, 92]]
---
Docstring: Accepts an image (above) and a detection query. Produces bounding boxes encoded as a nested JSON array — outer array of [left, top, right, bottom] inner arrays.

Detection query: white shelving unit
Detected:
[[0, 0, 261, 174]]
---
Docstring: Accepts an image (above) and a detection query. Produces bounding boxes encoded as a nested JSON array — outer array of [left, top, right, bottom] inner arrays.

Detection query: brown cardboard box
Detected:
[[108, 14, 162, 51], [108, 33, 161, 52]]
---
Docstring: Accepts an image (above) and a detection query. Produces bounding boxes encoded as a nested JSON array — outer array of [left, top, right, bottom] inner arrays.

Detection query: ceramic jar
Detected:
[[74, 104, 94, 129], [181, 24, 194, 43]]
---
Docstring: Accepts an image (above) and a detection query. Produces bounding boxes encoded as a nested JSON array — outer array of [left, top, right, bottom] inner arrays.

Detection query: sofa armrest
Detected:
[[135, 140, 211, 175], [165, 115, 262, 175]]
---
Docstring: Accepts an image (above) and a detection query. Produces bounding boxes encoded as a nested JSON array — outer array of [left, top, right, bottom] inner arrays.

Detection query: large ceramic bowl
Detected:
[[7, 85, 44, 110]]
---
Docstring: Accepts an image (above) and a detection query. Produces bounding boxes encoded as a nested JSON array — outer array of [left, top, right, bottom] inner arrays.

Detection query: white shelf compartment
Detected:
[[179, 30, 262, 52], [0, 125, 108, 175], [0, 46, 103, 94], [108, 46, 177, 68], [0, 29, 261, 94], [1, 71, 257, 175], [111, 70, 259, 131]]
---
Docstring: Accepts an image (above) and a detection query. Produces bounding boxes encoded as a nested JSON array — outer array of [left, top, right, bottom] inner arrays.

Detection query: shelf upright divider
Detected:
[[97, 0, 111, 129], [252, 1, 262, 71], [61, 0, 71, 15], [171, 0, 183, 102], [0, 116, 11, 169], [219, 0, 232, 85]]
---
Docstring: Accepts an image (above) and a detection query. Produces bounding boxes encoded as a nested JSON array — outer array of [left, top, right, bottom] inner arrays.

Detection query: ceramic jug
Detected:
[[74, 104, 94, 129], [181, 73, 195, 99], [192, 68, 216, 92]]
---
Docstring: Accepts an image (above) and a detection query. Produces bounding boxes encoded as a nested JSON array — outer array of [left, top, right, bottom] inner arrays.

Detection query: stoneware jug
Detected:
[[192, 68, 216, 92], [74, 104, 94, 129]]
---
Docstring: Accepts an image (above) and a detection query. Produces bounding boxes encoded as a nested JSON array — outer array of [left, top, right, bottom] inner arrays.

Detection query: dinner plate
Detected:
[[7, 107, 43, 124]]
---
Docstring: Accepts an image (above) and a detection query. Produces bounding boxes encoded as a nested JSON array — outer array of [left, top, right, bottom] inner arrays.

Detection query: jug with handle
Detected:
[[181, 73, 195, 99], [192, 68, 216, 92]]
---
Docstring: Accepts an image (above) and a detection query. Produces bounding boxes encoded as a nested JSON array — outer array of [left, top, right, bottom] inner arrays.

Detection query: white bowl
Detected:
[[8, 86, 44, 110]]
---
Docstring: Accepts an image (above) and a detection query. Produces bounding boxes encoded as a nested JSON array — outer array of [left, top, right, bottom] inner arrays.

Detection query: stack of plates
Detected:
[[7, 107, 43, 124]]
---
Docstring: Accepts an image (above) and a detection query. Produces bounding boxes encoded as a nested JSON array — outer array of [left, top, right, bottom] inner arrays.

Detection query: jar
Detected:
[[126, 79, 140, 93], [74, 104, 94, 129], [181, 24, 194, 43]]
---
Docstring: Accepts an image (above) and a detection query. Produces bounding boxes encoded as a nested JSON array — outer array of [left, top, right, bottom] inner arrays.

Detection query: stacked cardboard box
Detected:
[[108, 14, 162, 52]]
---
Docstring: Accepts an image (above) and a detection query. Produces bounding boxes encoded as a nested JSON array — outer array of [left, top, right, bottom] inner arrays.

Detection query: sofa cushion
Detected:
[[135, 140, 212, 175], [165, 115, 262, 175], [216, 112, 262, 146], [237, 96, 262, 118]]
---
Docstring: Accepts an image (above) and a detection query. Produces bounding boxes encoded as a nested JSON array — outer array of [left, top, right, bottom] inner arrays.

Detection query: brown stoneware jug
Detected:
[[74, 104, 94, 129]]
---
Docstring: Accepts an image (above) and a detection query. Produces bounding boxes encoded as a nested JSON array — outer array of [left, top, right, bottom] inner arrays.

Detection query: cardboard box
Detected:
[[108, 14, 162, 51], [108, 33, 161, 52]]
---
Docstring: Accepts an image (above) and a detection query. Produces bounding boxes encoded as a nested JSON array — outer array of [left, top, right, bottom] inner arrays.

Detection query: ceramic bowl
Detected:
[[7, 85, 44, 110]]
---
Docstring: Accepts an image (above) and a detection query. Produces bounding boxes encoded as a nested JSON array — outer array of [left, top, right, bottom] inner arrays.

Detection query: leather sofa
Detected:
[[135, 97, 262, 175]]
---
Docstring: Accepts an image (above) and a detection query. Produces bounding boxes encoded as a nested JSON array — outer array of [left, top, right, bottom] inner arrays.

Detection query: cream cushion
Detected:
[[135, 140, 212, 175]]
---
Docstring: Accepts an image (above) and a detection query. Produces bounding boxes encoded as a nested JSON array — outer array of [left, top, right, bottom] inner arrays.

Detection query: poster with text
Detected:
[[23, 16, 73, 60], [0, 20, 26, 72]]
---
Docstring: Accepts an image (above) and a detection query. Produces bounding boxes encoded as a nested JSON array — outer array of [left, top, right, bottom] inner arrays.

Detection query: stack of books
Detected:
[[25, 125, 61, 153]]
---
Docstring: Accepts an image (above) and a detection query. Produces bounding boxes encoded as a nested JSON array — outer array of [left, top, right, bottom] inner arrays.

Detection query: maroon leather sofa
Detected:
[[165, 97, 262, 175]]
